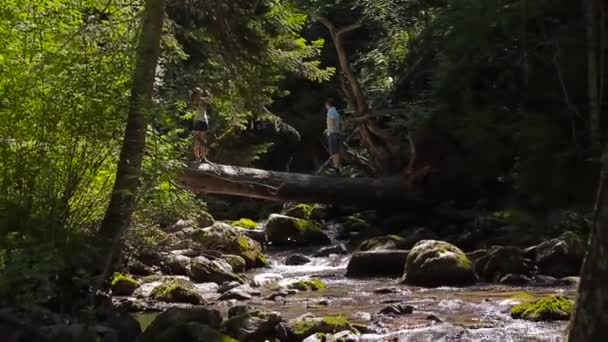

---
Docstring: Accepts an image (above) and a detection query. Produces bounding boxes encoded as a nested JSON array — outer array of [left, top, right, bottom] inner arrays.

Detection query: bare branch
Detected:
[[336, 20, 363, 38]]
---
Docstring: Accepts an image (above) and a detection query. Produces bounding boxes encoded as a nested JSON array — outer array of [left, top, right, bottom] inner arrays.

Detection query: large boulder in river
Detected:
[[287, 314, 357, 341], [283, 203, 314, 220], [140, 307, 223, 342], [149, 279, 204, 304], [402, 240, 477, 287], [474, 246, 535, 282], [532, 231, 586, 278], [346, 250, 408, 278], [184, 222, 267, 268], [265, 214, 330, 246], [190, 256, 245, 284], [221, 306, 282, 341]]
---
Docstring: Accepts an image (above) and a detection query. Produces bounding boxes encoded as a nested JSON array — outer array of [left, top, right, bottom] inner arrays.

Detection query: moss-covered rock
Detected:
[[221, 306, 282, 341], [288, 314, 356, 340], [284, 204, 314, 220], [188, 222, 265, 269], [265, 214, 330, 246], [195, 211, 215, 228], [403, 240, 477, 287], [285, 254, 311, 265], [223, 255, 247, 273], [287, 278, 327, 291], [510, 295, 574, 321], [336, 216, 371, 240], [139, 307, 222, 342], [231, 218, 258, 229], [190, 256, 245, 284], [111, 273, 140, 296], [149, 279, 204, 304], [357, 235, 407, 251]]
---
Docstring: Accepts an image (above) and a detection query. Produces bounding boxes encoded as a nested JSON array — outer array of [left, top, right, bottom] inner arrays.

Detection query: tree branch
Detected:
[[336, 20, 363, 38]]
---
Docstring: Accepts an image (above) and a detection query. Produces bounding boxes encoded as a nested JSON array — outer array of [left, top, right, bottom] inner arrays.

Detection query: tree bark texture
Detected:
[[98, 0, 165, 240], [584, 0, 601, 154], [567, 148, 608, 341], [177, 163, 431, 209]]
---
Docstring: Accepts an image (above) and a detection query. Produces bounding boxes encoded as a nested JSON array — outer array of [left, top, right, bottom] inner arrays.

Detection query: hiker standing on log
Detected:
[[191, 87, 211, 162], [325, 98, 342, 172]]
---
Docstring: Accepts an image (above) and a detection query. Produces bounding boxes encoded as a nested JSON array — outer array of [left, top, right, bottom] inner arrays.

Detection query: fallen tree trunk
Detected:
[[177, 163, 431, 209]]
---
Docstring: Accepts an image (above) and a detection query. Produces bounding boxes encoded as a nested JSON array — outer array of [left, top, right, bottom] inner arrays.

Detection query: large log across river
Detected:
[[177, 163, 433, 209]]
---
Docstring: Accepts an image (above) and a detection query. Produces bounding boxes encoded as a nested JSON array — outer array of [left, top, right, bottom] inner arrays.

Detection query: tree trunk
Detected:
[[567, 148, 608, 341], [97, 0, 164, 241], [585, 0, 601, 154], [177, 163, 431, 209]]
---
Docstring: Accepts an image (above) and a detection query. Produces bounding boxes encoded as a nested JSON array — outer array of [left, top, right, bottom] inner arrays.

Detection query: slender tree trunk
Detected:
[[97, 0, 164, 243], [567, 148, 608, 341], [585, 0, 601, 154]]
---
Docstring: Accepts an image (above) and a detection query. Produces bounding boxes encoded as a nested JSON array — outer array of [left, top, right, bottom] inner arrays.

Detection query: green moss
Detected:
[[238, 236, 250, 249], [510, 291, 535, 301], [139, 274, 164, 284], [293, 218, 321, 232], [150, 279, 203, 304], [321, 315, 350, 327], [511, 295, 573, 321], [231, 218, 258, 229], [111, 273, 140, 295], [284, 203, 314, 220], [291, 319, 316, 336], [291, 315, 354, 338], [255, 254, 269, 267], [288, 278, 327, 291]]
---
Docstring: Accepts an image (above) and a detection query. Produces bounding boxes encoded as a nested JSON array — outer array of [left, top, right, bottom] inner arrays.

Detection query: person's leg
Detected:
[[331, 153, 340, 169], [193, 130, 201, 161], [328, 133, 341, 170], [199, 131, 208, 161]]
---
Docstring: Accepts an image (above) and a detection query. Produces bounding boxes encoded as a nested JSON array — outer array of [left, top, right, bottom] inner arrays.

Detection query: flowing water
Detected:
[[240, 248, 574, 342]]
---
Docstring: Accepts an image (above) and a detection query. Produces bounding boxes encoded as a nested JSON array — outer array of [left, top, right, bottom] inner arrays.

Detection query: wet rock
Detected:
[[219, 288, 253, 301], [499, 273, 532, 286], [511, 295, 573, 321], [287, 278, 327, 291], [314, 244, 348, 257], [336, 216, 371, 240], [426, 314, 443, 323], [402, 240, 477, 287], [373, 287, 398, 294], [190, 256, 244, 284], [285, 254, 312, 265], [149, 279, 204, 305], [531, 275, 559, 286], [162, 253, 191, 276], [284, 203, 314, 220], [139, 307, 222, 342], [378, 303, 414, 315], [180, 222, 266, 269], [357, 235, 407, 251], [127, 260, 155, 276], [164, 218, 195, 233], [265, 214, 331, 246], [152, 322, 237, 342], [266, 290, 291, 300], [251, 273, 284, 287], [318, 298, 331, 306], [221, 306, 282, 341], [223, 255, 246, 273], [352, 312, 372, 321], [474, 246, 534, 282], [288, 314, 356, 341], [533, 231, 586, 278], [557, 276, 580, 287], [111, 273, 140, 296], [333, 330, 360, 342], [218, 281, 241, 294], [231, 218, 258, 229], [195, 210, 215, 228], [346, 250, 408, 278], [136, 248, 163, 267]]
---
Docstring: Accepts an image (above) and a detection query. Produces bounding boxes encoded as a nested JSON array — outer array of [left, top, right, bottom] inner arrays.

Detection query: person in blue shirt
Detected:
[[325, 98, 341, 171]]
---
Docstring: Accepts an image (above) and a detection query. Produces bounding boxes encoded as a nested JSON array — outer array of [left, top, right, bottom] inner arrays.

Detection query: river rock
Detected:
[[511, 295, 573, 321], [374, 287, 398, 294], [219, 288, 253, 301], [357, 235, 408, 251], [285, 254, 311, 265], [149, 279, 204, 305], [402, 240, 477, 287], [314, 244, 348, 257], [162, 253, 191, 276], [218, 281, 242, 293], [284, 203, 314, 220], [336, 216, 371, 240], [190, 256, 244, 284], [265, 214, 331, 246], [221, 306, 282, 341], [531, 275, 559, 286], [499, 273, 532, 286], [557, 276, 580, 287], [378, 303, 414, 315], [303, 330, 360, 342], [111, 273, 140, 296], [127, 260, 155, 276], [346, 250, 408, 278], [286, 278, 327, 291], [180, 222, 267, 269], [223, 254, 246, 273], [533, 231, 586, 278], [288, 314, 356, 341], [139, 307, 223, 342], [474, 246, 534, 282]]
